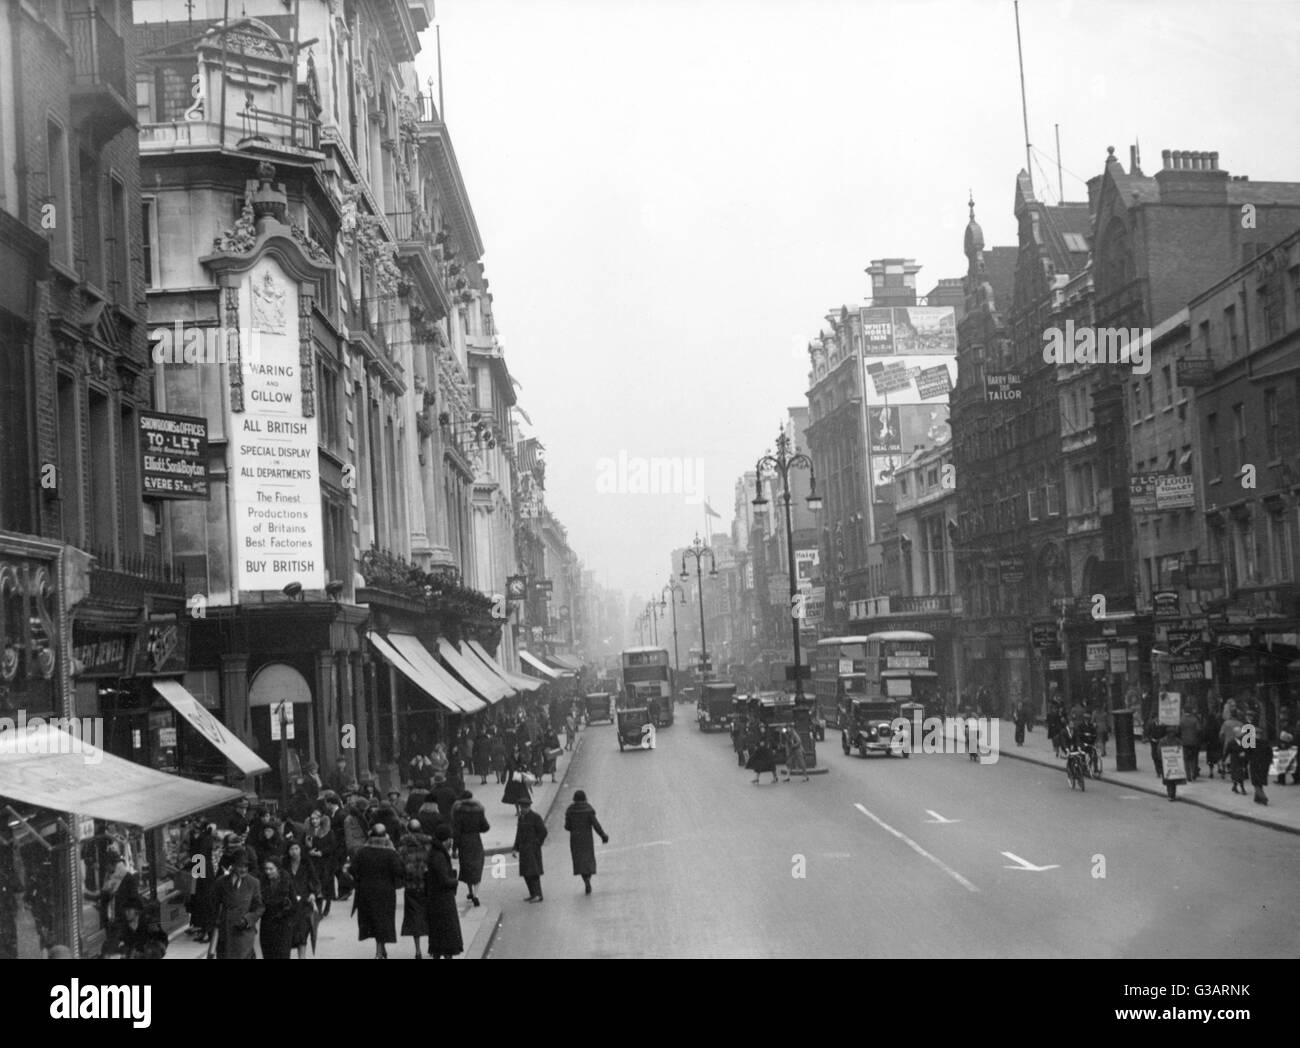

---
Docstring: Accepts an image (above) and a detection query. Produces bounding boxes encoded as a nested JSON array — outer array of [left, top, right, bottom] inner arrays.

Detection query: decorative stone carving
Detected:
[[225, 286, 244, 412], [299, 291, 315, 418], [251, 270, 286, 333]]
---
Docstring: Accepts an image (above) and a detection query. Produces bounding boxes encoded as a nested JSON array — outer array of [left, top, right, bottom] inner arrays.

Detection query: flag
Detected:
[[704, 501, 721, 519]]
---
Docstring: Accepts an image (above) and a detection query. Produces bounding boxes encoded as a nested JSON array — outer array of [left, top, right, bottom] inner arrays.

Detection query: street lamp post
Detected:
[[680, 534, 717, 680], [753, 424, 823, 707], [660, 580, 686, 673]]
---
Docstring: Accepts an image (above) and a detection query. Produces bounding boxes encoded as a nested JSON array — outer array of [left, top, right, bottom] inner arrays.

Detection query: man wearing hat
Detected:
[[227, 798, 252, 836], [208, 850, 264, 959], [327, 755, 359, 798], [101, 895, 168, 959], [511, 798, 548, 903]]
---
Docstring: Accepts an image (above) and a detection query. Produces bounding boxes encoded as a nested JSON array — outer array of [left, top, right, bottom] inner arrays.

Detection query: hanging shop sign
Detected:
[[1152, 591, 1180, 619], [131, 618, 188, 677]]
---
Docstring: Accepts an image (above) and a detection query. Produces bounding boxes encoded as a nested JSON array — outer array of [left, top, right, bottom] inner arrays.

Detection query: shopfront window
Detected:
[[1, 807, 71, 958]]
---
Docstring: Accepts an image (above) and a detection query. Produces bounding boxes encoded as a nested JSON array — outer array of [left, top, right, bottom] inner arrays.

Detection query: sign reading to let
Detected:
[[140, 411, 209, 499]]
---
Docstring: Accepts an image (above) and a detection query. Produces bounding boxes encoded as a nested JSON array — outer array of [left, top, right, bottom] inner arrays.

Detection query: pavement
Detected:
[[994, 719, 1300, 835], [483, 702, 1300, 958], [165, 725, 587, 960]]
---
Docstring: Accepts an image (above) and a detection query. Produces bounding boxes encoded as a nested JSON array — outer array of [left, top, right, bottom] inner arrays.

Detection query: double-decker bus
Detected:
[[620, 646, 674, 727], [812, 631, 938, 728], [870, 630, 939, 712]]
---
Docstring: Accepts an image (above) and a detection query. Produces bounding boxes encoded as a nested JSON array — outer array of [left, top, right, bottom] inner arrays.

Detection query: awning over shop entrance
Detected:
[[368, 632, 485, 715], [547, 653, 583, 672], [153, 679, 271, 776], [0, 725, 245, 829], [519, 649, 560, 680], [466, 639, 542, 693], [438, 638, 513, 704]]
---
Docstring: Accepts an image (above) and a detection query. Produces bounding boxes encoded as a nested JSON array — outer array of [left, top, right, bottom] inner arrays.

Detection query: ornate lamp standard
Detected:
[[680, 534, 718, 680], [660, 580, 686, 673], [753, 425, 823, 707]]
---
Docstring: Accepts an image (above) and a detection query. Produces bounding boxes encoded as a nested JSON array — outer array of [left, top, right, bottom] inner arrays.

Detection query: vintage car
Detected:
[[616, 706, 655, 751], [840, 698, 910, 758], [697, 681, 737, 732], [584, 692, 614, 724]]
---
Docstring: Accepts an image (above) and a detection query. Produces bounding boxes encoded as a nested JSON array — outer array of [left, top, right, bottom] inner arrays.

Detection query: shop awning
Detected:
[[387, 633, 489, 714], [153, 679, 271, 776], [519, 649, 561, 680], [466, 639, 542, 693], [0, 725, 244, 830], [368, 632, 485, 715], [547, 652, 583, 672], [438, 638, 514, 704]]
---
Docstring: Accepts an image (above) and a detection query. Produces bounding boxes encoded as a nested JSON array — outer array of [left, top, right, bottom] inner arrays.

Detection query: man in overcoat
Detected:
[[512, 799, 548, 902], [208, 850, 264, 959]]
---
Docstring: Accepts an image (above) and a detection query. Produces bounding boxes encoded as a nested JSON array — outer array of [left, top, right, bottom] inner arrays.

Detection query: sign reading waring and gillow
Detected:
[[230, 261, 325, 592]]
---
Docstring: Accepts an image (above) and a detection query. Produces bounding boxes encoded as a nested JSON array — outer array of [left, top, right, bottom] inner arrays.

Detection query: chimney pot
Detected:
[[1210, 151, 1219, 171], [1162, 149, 1172, 169], [1196, 151, 1207, 170]]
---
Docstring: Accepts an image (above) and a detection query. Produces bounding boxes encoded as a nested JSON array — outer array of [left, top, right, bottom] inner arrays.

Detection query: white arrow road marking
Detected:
[[854, 804, 979, 893], [1001, 851, 1059, 872], [924, 810, 960, 823]]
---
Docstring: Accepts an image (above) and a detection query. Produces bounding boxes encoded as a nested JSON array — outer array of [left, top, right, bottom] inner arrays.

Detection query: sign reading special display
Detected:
[[230, 260, 325, 592], [140, 411, 209, 499]]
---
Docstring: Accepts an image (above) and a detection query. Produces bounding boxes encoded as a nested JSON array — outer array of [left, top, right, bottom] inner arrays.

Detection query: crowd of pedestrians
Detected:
[[115, 696, 608, 959]]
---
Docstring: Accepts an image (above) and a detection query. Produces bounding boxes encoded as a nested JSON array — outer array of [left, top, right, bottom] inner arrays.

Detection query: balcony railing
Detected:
[[69, 8, 127, 98], [416, 92, 441, 125], [87, 546, 186, 605], [384, 210, 435, 247]]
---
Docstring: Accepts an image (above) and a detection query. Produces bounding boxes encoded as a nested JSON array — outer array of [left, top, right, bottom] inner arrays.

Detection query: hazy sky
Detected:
[[415, 0, 1300, 601]]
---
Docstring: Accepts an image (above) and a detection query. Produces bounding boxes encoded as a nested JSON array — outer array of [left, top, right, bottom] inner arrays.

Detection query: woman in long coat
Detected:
[[746, 739, 779, 784], [282, 841, 320, 960], [450, 790, 489, 906], [490, 733, 508, 784], [397, 821, 433, 959], [501, 749, 533, 811], [563, 790, 609, 894], [473, 731, 493, 786], [424, 825, 463, 958], [257, 859, 297, 959], [349, 825, 404, 959], [305, 811, 337, 916], [189, 823, 219, 943]]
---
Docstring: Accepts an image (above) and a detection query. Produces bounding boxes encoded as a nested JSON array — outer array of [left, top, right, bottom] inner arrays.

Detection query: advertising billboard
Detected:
[[231, 259, 325, 592], [140, 411, 209, 499], [859, 306, 957, 356]]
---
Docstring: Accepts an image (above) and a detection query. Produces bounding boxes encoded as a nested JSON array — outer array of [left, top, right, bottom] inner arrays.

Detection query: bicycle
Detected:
[[1065, 749, 1087, 791], [1085, 743, 1102, 778]]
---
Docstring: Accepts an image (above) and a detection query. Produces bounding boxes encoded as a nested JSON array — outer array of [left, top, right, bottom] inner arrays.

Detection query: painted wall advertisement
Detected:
[[230, 260, 325, 592], [1130, 473, 1197, 513]]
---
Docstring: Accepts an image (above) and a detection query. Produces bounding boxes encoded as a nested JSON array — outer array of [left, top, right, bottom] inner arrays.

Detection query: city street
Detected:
[[483, 706, 1300, 958]]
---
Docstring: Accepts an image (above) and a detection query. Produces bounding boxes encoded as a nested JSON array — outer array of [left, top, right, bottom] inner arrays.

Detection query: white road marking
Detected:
[[924, 810, 960, 824], [854, 803, 979, 893], [1001, 851, 1060, 872]]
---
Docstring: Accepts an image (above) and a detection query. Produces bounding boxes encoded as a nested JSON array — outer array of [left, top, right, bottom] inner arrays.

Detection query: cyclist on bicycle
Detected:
[[1078, 715, 1100, 771]]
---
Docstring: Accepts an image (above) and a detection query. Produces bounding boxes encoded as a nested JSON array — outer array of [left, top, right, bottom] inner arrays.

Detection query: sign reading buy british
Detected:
[[230, 259, 325, 592]]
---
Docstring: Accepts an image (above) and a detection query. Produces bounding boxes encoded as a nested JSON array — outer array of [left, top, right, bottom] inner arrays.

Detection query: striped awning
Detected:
[[519, 649, 560, 679]]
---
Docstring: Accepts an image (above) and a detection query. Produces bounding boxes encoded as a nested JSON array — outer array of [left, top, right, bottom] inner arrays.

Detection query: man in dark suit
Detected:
[[326, 756, 358, 797], [208, 851, 264, 959], [511, 799, 548, 902]]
